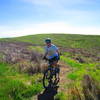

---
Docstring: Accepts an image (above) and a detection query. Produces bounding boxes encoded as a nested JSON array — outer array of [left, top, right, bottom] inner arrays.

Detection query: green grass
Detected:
[[1, 34, 100, 51], [0, 62, 43, 100], [55, 92, 67, 100], [60, 55, 100, 100], [61, 55, 100, 81], [0, 34, 100, 99], [60, 56, 83, 68]]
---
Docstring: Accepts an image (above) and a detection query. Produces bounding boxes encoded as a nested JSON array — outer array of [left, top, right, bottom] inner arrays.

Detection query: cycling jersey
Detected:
[[44, 44, 58, 59]]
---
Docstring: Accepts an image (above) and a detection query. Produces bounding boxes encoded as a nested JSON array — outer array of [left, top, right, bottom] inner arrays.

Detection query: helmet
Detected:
[[45, 38, 51, 43]]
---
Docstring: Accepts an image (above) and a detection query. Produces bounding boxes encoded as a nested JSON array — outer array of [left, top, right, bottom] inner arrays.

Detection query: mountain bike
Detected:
[[43, 57, 60, 89]]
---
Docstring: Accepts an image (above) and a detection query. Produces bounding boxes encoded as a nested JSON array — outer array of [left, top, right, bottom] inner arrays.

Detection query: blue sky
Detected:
[[0, 0, 100, 37]]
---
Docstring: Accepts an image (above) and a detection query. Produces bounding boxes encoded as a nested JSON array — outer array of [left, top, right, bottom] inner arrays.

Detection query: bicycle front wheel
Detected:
[[43, 69, 51, 89]]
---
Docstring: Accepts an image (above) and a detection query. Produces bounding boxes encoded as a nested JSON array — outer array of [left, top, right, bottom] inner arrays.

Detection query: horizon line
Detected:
[[0, 33, 100, 39]]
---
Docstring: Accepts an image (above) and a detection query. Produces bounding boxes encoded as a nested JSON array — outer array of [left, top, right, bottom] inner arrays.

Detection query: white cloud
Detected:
[[0, 0, 99, 38], [0, 22, 100, 38]]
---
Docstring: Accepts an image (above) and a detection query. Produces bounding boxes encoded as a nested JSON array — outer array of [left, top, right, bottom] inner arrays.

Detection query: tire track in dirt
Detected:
[[58, 62, 72, 93]]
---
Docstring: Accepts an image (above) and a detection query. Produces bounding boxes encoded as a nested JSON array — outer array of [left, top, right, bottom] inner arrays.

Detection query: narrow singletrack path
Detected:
[[58, 62, 72, 92], [32, 62, 72, 100]]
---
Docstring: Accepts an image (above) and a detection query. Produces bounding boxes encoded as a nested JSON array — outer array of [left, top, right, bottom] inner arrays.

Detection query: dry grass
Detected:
[[17, 60, 48, 75]]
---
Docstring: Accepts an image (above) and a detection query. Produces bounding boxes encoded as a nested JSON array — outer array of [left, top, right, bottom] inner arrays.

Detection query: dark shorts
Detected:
[[48, 56, 60, 65]]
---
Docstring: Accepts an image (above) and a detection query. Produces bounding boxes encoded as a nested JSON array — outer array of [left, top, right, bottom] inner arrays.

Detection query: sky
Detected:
[[0, 0, 100, 38]]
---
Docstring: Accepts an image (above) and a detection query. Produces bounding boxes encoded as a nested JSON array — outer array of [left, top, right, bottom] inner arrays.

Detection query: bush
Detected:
[[17, 60, 47, 75]]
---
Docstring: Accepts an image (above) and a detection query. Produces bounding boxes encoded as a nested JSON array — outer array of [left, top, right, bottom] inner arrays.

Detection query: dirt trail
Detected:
[[58, 62, 72, 92], [33, 62, 72, 100]]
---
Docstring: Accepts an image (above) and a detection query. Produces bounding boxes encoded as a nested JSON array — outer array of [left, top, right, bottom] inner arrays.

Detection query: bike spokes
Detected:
[[43, 67, 60, 89]]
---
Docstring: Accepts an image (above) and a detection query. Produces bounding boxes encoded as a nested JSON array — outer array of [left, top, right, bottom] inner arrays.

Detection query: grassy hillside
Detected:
[[0, 34, 100, 100], [0, 34, 100, 50]]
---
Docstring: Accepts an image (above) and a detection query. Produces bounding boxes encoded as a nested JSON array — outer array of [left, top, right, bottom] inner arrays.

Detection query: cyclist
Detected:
[[43, 38, 60, 88], [43, 38, 60, 67]]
